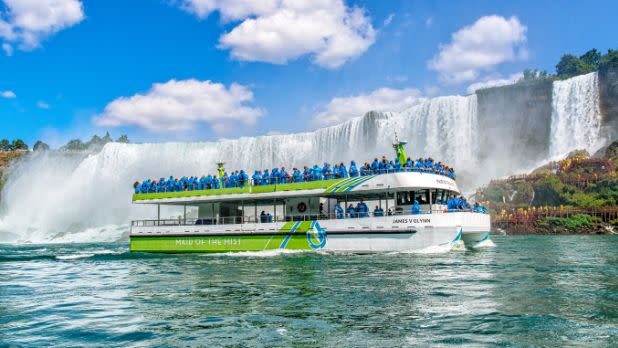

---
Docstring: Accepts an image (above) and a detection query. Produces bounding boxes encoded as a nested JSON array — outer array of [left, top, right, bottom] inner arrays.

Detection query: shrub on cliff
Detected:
[[537, 214, 601, 230], [531, 176, 566, 206]]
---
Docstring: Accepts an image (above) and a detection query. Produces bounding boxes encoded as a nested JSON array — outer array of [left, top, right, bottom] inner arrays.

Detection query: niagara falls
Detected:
[[2, 1, 618, 347]]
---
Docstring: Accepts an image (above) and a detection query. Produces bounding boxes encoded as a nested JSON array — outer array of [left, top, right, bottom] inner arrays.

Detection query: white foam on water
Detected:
[[472, 238, 497, 249]]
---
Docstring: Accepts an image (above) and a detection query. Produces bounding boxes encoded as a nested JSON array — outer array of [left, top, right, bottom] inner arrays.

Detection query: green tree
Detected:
[[102, 131, 113, 144], [556, 54, 594, 78], [579, 48, 601, 67], [600, 49, 618, 70], [63, 139, 87, 151], [33, 140, 50, 151], [116, 134, 130, 143], [0, 139, 9, 151], [11, 139, 28, 150], [88, 134, 102, 147]]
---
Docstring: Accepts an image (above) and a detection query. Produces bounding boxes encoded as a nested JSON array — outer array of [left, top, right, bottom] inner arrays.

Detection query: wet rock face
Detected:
[[475, 80, 554, 172], [599, 67, 618, 141]]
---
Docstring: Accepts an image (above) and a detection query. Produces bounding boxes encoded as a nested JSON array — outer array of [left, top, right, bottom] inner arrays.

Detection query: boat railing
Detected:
[[136, 167, 456, 194], [131, 209, 484, 227]]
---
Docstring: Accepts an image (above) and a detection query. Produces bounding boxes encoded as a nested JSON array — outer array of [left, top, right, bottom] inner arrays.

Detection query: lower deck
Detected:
[[130, 212, 490, 253]]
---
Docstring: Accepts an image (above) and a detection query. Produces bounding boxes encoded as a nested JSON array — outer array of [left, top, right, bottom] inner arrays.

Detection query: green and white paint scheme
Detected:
[[130, 170, 491, 253]]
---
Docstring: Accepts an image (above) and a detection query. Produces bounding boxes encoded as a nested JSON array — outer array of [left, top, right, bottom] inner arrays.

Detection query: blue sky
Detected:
[[0, 0, 616, 147]]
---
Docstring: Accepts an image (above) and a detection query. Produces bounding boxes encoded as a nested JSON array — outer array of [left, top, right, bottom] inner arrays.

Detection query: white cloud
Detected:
[[428, 15, 527, 83], [383, 13, 394, 26], [179, 0, 376, 69], [425, 17, 433, 27], [93, 79, 264, 134], [37, 101, 50, 109], [312, 87, 423, 128], [1, 90, 16, 98], [466, 72, 523, 94], [2, 42, 13, 56], [0, 0, 84, 53]]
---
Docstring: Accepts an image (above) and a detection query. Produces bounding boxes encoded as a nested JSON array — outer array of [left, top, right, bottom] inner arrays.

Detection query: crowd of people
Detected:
[[133, 156, 456, 194]]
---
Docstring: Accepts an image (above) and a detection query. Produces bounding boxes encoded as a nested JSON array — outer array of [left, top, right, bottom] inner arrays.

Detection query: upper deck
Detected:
[[132, 170, 460, 205]]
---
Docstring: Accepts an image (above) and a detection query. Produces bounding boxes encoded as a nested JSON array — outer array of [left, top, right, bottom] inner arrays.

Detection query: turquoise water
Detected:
[[1, 236, 617, 347]]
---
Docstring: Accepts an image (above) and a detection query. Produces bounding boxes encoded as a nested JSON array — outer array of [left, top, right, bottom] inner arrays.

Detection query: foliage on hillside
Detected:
[[0, 150, 26, 200], [477, 141, 618, 210], [475, 48, 618, 93]]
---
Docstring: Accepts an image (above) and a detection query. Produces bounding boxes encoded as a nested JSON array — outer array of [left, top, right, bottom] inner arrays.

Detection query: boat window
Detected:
[[411, 189, 429, 204], [433, 189, 447, 204]]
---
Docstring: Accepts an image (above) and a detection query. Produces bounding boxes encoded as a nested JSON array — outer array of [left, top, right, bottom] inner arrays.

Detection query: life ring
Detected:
[[297, 202, 307, 213]]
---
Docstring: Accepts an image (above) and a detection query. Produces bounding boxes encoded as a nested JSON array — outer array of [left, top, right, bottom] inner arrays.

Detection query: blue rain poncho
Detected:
[[339, 164, 348, 178], [393, 158, 401, 171], [412, 200, 420, 214], [356, 201, 369, 217], [335, 204, 344, 219], [349, 161, 358, 177], [346, 205, 356, 218], [252, 171, 261, 186], [371, 160, 379, 174]]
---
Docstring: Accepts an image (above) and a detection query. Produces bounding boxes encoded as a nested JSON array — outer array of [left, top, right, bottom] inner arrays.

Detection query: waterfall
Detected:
[[549, 72, 603, 157], [0, 72, 606, 243]]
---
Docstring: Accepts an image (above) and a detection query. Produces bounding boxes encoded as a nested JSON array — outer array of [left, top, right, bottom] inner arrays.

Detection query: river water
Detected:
[[1, 236, 617, 347]]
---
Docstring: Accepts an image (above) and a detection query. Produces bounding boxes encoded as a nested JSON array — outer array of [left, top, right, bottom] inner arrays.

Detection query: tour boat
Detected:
[[129, 138, 491, 253]]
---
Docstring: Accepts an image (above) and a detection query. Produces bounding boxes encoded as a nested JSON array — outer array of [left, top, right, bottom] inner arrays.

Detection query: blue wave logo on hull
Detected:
[[307, 221, 327, 249]]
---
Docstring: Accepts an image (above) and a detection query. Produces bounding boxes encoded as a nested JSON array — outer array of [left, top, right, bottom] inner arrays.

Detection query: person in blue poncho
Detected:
[[270, 168, 279, 184], [447, 194, 459, 210], [277, 167, 285, 184], [346, 204, 356, 218], [302, 166, 310, 182], [338, 162, 348, 178], [252, 171, 261, 186], [175, 178, 183, 192], [322, 163, 332, 180], [415, 158, 424, 171], [473, 202, 487, 214], [371, 158, 379, 174], [361, 163, 370, 176], [262, 169, 270, 185], [405, 157, 413, 168], [393, 158, 401, 172], [239, 170, 248, 187], [220, 172, 228, 188], [335, 204, 344, 219], [312, 165, 322, 181], [166, 176, 175, 192], [212, 175, 220, 189], [133, 181, 141, 194], [386, 160, 394, 173], [378, 157, 387, 174], [412, 199, 420, 214], [424, 158, 434, 171], [356, 199, 369, 218], [333, 164, 340, 179], [292, 168, 302, 182], [349, 160, 358, 177], [374, 206, 384, 217]]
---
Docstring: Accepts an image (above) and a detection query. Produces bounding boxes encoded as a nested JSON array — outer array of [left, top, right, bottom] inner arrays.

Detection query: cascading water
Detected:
[[549, 72, 603, 158], [0, 73, 606, 243]]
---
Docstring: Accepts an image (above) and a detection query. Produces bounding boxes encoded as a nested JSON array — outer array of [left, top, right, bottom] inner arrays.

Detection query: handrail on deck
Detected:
[[135, 167, 456, 195], [131, 209, 486, 227]]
